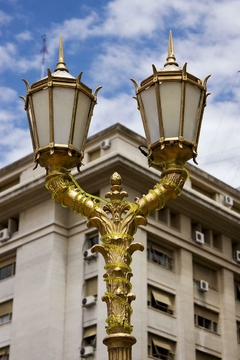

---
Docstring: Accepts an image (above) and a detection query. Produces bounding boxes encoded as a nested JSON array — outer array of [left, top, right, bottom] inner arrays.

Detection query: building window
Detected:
[[191, 222, 222, 251], [148, 286, 174, 315], [169, 210, 180, 230], [196, 350, 221, 359], [0, 313, 11, 325], [191, 181, 216, 200], [82, 325, 97, 349], [234, 281, 240, 301], [88, 148, 100, 162], [157, 207, 168, 224], [0, 300, 13, 326], [193, 261, 218, 291], [0, 346, 9, 360], [0, 255, 16, 281], [147, 241, 173, 270], [157, 207, 180, 231], [148, 333, 175, 359], [212, 232, 222, 251], [87, 233, 99, 248], [85, 276, 98, 297], [194, 305, 218, 334], [237, 321, 240, 343]]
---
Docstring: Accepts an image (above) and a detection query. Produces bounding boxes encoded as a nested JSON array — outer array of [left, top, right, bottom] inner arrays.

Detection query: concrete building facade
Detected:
[[0, 123, 240, 360]]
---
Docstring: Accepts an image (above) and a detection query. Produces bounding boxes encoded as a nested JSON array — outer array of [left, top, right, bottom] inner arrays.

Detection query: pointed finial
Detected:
[[54, 35, 69, 72], [164, 31, 179, 67]]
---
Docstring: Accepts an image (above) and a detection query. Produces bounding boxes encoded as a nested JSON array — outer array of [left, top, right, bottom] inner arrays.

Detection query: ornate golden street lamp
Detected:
[[22, 32, 210, 360]]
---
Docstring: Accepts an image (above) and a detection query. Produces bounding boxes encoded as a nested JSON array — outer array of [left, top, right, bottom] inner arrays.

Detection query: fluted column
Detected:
[[103, 334, 136, 360]]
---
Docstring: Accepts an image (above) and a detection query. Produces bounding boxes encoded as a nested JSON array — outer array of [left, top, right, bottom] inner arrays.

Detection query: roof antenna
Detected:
[[40, 34, 48, 78]]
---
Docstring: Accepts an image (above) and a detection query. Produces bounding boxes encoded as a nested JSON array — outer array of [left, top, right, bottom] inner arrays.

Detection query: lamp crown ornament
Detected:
[[164, 30, 179, 68], [54, 35, 69, 73]]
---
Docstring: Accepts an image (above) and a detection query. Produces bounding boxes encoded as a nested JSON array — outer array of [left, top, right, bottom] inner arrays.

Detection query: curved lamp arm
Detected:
[[45, 167, 102, 219], [46, 165, 188, 220], [136, 164, 188, 216]]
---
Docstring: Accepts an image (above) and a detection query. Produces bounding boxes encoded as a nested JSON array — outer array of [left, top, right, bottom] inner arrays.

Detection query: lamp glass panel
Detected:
[[160, 82, 181, 138], [53, 87, 75, 145], [53, 87, 75, 144], [73, 92, 92, 150], [140, 85, 160, 144], [32, 88, 50, 147], [183, 83, 201, 142], [27, 105, 37, 150]]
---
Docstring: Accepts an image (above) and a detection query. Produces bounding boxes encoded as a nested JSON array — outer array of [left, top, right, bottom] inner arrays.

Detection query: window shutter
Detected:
[[83, 325, 97, 338], [0, 300, 13, 317], [152, 291, 173, 307], [86, 277, 98, 296]]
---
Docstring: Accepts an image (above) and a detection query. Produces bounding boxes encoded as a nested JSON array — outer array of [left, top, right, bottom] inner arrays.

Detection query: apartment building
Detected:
[[0, 123, 240, 360]]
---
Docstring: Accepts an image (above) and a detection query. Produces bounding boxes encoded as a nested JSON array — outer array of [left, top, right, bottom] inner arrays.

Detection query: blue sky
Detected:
[[0, 0, 240, 188]]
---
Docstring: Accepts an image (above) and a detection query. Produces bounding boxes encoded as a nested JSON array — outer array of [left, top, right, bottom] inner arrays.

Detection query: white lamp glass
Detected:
[[160, 82, 181, 139], [73, 92, 92, 150], [183, 83, 201, 141], [53, 87, 75, 144], [140, 86, 159, 143], [32, 88, 50, 147]]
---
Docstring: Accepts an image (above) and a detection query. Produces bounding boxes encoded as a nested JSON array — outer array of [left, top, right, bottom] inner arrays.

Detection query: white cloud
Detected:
[[16, 30, 33, 41], [102, 0, 167, 37], [0, 10, 12, 26], [0, 84, 30, 168], [0, 43, 16, 70], [89, 92, 144, 136], [197, 99, 240, 188], [49, 13, 98, 45], [0, 128, 32, 168], [0, 86, 18, 103]]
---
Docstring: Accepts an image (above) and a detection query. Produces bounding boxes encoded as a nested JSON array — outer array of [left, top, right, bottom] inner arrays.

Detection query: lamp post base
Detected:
[[103, 333, 136, 360]]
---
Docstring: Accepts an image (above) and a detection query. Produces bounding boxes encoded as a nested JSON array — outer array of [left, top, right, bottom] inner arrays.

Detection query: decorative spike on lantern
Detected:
[[131, 31, 210, 171], [54, 35, 69, 72], [164, 30, 179, 67]]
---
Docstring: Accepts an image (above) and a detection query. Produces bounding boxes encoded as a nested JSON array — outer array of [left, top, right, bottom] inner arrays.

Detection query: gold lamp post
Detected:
[[22, 32, 210, 360]]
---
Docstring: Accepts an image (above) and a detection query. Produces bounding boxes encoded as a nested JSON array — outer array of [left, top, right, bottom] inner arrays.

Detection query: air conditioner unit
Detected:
[[199, 280, 209, 292], [83, 249, 97, 261], [100, 139, 111, 150], [80, 346, 94, 358], [193, 231, 205, 244], [82, 295, 97, 307], [0, 228, 10, 242], [234, 250, 240, 263], [223, 195, 233, 207]]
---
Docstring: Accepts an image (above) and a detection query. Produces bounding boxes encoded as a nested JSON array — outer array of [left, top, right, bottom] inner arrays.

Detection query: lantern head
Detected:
[[21, 36, 101, 171], [132, 31, 210, 171]]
